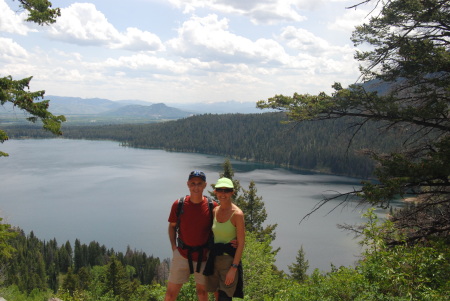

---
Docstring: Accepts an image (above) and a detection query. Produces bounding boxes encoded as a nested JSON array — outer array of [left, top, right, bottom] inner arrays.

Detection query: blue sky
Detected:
[[1, 0, 373, 104]]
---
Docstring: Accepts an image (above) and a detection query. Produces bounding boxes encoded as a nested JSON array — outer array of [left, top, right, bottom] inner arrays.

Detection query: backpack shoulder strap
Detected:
[[205, 196, 214, 223], [205, 196, 215, 248], [177, 197, 185, 217], [175, 197, 185, 234], [176, 196, 214, 233]]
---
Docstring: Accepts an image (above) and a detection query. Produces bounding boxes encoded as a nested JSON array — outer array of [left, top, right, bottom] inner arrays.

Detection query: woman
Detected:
[[204, 177, 245, 300]]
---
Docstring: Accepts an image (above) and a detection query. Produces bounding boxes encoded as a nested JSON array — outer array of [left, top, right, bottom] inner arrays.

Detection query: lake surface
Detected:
[[0, 139, 381, 273]]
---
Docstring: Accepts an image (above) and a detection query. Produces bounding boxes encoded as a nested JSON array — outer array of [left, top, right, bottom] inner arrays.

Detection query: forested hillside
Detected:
[[2, 229, 164, 293], [4, 112, 401, 178]]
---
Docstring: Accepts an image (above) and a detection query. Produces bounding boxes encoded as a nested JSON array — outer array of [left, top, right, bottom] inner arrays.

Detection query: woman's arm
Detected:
[[232, 209, 245, 265], [225, 208, 245, 285]]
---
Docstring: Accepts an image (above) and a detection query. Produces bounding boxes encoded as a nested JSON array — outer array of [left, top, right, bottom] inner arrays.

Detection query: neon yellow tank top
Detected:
[[212, 212, 237, 244]]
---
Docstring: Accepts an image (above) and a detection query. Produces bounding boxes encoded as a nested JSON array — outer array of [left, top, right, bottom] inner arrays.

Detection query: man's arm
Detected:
[[168, 222, 177, 251]]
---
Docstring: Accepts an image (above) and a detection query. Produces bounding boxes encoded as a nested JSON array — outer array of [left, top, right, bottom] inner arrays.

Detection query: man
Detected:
[[164, 170, 218, 301]]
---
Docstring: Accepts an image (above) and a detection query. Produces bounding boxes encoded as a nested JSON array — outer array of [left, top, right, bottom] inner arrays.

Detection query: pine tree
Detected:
[[217, 158, 242, 201], [217, 159, 277, 241], [288, 245, 309, 282], [257, 0, 450, 245], [0, 218, 17, 261], [62, 267, 79, 296], [104, 256, 138, 300], [59, 241, 72, 273], [0, 1, 64, 157], [239, 181, 277, 241]]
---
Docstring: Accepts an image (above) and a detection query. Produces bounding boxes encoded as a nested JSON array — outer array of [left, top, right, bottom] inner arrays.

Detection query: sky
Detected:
[[0, 0, 374, 105]]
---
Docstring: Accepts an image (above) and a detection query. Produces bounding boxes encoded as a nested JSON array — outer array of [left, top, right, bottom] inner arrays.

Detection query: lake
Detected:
[[0, 139, 380, 273]]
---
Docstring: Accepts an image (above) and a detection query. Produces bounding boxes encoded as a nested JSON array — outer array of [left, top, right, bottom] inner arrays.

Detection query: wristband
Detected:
[[231, 263, 239, 268]]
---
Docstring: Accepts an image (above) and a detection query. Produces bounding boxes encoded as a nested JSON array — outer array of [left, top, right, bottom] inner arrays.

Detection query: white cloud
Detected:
[[328, 4, 373, 32], [46, 3, 119, 45], [0, 0, 362, 102], [167, 14, 288, 65], [0, 0, 34, 35], [114, 27, 166, 51], [1, 46, 86, 84], [46, 3, 164, 51], [168, 0, 307, 24], [53, 49, 83, 62], [280, 26, 356, 63], [0, 37, 28, 63], [102, 54, 187, 74], [275, 25, 359, 84], [281, 26, 331, 53]]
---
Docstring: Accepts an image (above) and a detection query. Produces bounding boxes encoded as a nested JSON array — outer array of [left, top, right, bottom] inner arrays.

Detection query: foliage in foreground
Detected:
[[1, 210, 449, 300], [154, 212, 450, 301], [271, 210, 450, 301]]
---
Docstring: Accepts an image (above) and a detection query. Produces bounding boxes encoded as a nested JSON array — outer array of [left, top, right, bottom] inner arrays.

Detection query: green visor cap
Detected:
[[215, 177, 234, 189]]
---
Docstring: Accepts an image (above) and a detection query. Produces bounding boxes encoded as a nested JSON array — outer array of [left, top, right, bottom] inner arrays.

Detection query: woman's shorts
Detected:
[[205, 254, 238, 297]]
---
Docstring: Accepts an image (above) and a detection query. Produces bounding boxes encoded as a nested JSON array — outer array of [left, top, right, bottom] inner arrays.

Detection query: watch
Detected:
[[231, 263, 239, 268]]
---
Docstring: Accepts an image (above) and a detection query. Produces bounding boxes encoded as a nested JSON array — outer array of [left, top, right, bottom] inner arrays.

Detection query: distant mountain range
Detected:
[[0, 95, 265, 123], [102, 103, 193, 119], [43, 96, 263, 116], [1, 79, 394, 122], [40, 78, 392, 117], [170, 100, 262, 114]]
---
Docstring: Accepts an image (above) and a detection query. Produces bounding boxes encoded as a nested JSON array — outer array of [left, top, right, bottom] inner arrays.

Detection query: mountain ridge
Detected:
[[42, 95, 262, 115], [101, 103, 193, 119]]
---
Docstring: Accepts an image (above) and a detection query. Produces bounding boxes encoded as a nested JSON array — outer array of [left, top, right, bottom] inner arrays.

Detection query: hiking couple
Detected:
[[164, 170, 245, 301]]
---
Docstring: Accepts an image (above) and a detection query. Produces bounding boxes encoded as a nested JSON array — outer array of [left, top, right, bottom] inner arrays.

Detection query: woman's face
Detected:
[[214, 187, 234, 202]]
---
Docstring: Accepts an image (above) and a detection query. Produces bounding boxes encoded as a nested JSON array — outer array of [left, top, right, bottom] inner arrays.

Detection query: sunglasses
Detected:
[[215, 188, 234, 193]]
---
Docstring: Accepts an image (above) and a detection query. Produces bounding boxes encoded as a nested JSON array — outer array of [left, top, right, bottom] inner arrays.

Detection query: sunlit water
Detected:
[[0, 139, 387, 273]]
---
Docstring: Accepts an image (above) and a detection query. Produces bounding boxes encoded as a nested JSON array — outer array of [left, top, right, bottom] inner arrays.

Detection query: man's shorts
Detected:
[[168, 248, 207, 285]]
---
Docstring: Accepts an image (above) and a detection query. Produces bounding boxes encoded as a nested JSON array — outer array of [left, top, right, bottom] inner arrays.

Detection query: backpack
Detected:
[[174, 195, 215, 274], [175, 195, 215, 239]]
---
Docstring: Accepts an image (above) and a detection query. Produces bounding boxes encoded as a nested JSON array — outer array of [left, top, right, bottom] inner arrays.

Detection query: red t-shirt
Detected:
[[168, 195, 217, 261]]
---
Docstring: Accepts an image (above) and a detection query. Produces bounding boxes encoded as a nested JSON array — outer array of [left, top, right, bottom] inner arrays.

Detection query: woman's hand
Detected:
[[225, 267, 237, 285]]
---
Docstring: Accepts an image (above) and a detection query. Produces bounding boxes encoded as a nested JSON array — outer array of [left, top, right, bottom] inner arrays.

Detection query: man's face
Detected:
[[187, 177, 207, 195]]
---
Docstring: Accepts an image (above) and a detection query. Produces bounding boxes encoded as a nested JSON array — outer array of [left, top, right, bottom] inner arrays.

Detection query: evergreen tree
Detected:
[[77, 266, 92, 291], [257, 0, 450, 244], [43, 238, 59, 291], [239, 181, 277, 241], [62, 267, 79, 296], [288, 245, 309, 282], [104, 256, 139, 300], [241, 232, 284, 299], [0, 1, 64, 157], [20, 231, 47, 292], [216, 159, 278, 242], [74, 239, 82, 272], [0, 218, 17, 261], [14, 0, 61, 25], [221, 158, 234, 179], [59, 241, 72, 273], [214, 158, 243, 202]]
